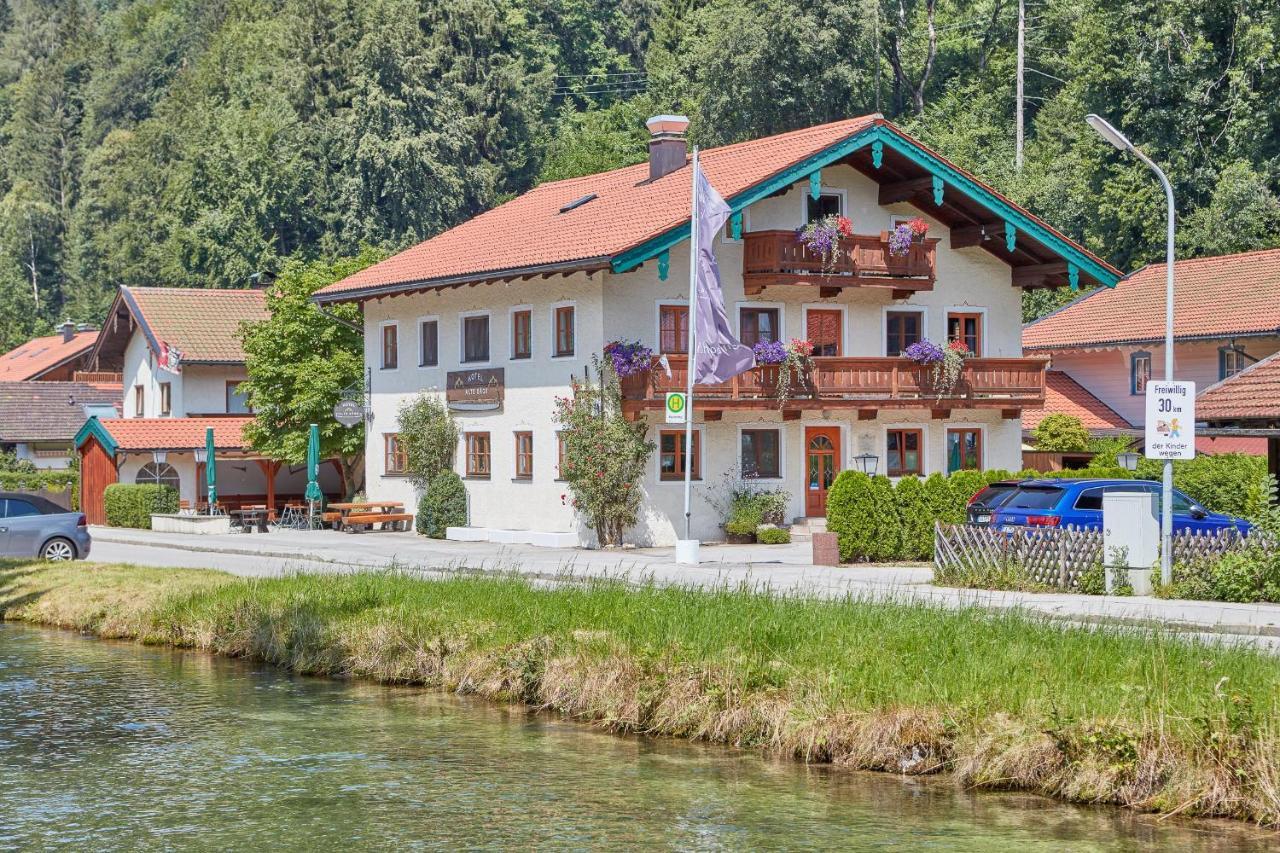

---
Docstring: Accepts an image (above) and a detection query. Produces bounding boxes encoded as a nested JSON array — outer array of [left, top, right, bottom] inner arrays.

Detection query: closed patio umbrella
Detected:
[[205, 427, 217, 513], [304, 423, 322, 522]]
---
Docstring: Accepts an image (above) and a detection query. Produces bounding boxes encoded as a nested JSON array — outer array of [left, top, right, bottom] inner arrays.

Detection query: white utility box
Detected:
[[1102, 490, 1159, 595]]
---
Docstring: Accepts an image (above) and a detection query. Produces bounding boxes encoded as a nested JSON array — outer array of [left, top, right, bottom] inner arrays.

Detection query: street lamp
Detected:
[[1086, 113, 1176, 586], [852, 453, 879, 476]]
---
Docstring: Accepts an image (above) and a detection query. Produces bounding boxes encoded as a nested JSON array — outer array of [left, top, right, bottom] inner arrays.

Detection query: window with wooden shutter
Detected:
[[658, 304, 689, 354]]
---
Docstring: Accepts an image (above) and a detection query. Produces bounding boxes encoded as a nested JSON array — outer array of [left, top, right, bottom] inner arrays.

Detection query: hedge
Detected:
[[416, 471, 467, 538], [825, 455, 1272, 563], [103, 484, 179, 529]]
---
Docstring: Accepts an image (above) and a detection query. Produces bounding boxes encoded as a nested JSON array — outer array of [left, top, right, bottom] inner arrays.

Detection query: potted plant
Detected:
[[796, 214, 853, 275], [604, 340, 654, 377], [887, 217, 929, 257], [903, 338, 970, 397]]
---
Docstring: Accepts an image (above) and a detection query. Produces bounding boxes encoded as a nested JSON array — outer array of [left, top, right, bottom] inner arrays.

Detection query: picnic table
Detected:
[[230, 506, 270, 534], [324, 501, 411, 533]]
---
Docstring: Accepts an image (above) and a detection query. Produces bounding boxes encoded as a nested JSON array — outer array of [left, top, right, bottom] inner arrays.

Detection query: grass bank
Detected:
[[3, 561, 1280, 826]]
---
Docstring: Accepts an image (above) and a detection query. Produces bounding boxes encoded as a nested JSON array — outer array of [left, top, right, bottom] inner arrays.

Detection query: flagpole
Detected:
[[683, 147, 699, 541]]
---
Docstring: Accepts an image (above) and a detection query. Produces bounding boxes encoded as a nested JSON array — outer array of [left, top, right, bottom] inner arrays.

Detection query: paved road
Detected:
[[87, 526, 1280, 648]]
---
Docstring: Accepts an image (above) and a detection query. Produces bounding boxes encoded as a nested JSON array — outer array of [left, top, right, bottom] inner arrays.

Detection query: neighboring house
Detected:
[[0, 381, 120, 469], [314, 114, 1121, 546], [0, 322, 102, 383], [1197, 350, 1280, 485], [1020, 370, 1134, 471], [1023, 248, 1280, 441], [73, 286, 341, 523]]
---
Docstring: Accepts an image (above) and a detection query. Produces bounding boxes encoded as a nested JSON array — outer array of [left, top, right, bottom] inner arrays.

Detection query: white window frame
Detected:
[[801, 303, 848, 357], [378, 320, 400, 372], [508, 304, 534, 361], [882, 421, 930, 480], [881, 305, 929, 356], [417, 315, 440, 368], [734, 301, 787, 344], [943, 422, 986, 474], [654, 424, 705, 485], [549, 301, 577, 360], [798, 186, 848, 224], [944, 305, 988, 357], [459, 310, 492, 367], [654, 299, 689, 355], [736, 423, 787, 484]]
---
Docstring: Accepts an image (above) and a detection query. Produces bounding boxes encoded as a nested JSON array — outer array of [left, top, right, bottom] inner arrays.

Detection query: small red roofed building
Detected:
[[74, 286, 343, 523], [0, 321, 103, 383], [1023, 248, 1280, 449], [1196, 350, 1280, 485]]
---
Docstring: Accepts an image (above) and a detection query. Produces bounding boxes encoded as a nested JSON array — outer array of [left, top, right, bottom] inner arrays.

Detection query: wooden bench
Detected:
[[341, 512, 413, 532]]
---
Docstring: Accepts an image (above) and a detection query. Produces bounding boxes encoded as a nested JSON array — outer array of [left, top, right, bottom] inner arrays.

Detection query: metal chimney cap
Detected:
[[646, 115, 689, 137]]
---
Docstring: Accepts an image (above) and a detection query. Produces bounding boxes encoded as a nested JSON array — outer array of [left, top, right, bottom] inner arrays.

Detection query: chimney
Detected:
[[646, 115, 690, 182], [60, 319, 76, 343]]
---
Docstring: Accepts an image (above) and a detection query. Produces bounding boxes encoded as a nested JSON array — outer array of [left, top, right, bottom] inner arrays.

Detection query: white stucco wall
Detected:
[[363, 165, 1034, 545], [1046, 336, 1280, 427], [121, 329, 247, 417], [13, 443, 72, 469]]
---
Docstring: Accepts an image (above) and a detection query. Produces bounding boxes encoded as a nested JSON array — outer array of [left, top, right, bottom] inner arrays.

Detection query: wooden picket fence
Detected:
[[933, 522, 1261, 590]]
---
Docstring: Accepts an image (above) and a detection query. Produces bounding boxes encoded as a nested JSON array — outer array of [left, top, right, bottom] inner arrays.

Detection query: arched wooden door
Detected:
[[804, 427, 841, 516]]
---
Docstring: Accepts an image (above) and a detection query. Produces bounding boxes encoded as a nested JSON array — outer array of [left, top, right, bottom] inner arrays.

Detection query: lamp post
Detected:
[[1085, 114, 1175, 586]]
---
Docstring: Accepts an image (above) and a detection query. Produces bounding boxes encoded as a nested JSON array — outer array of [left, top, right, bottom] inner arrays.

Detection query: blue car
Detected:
[[974, 479, 1252, 535]]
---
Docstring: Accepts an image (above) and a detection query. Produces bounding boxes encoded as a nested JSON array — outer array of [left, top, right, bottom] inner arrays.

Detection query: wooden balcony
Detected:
[[620, 355, 1045, 415], [73, 371, 123, 385], [742, 230, 938, 296]]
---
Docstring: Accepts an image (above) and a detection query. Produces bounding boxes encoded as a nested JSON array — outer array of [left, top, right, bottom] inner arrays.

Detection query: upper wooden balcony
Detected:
[[742, 230, 938, 296], [620, 355, 1045, 417]]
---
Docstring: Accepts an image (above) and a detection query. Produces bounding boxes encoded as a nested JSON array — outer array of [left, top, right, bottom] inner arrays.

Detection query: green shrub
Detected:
[[1033, 413, 1089, 451], [947, 470, 987, 519], [756, 526, 791, 544], [894, 476, 933, 560], [1041, 466, 1134, 480], [1162, 547, 1280, 603], [826, 472, 899, 562], [103, 484, 178, 529], [396, 394, 458, 491], [416, 471, 467, 538], [1077, 562, 1133, 596], [923, 472, 955, 524], [1135, 453, 1269, 519], [983, 469, 1016, 484], [724, 504, 761, 538]]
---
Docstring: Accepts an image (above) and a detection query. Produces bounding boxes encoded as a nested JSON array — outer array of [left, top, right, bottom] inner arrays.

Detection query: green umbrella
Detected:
[[205, 427, 217, 511], [304, 423, 323, 504]]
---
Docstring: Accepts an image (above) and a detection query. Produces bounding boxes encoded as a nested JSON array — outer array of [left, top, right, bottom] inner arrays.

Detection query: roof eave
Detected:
[[1026, 328, 1280, 352], [313, 257, 613, 305]]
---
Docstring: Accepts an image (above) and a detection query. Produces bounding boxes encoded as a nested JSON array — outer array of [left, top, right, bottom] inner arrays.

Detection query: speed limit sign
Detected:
[[1144, 381, 1195, 460]]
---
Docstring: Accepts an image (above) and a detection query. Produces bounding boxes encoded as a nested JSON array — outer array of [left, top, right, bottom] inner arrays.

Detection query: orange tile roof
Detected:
[[1195, 436, 1269, 456], [95, 416, 254, 452], [0, 331, 97, 381], [1024, 247, 1280, 350], [1197, 350, 1280, 420], [124, 287, 269, 363], [316, 116, 1117, 300], [1023, 370, 1132, 432]]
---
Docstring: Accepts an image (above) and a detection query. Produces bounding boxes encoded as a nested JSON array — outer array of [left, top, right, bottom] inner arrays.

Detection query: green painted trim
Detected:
[[871, 140, 884, 168], [611, 123, 1120, 288], [931, 175, 944, 206], [730, 212, 743, 240], [809, 170, 821, 201], [657, 250, 670, 281], [74, 416, 117, 455], [1004, 221, 1017, 253], [1068, 263, 1080, 290]]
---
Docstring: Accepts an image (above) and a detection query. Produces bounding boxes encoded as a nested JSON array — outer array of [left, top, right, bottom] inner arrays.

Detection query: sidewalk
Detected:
[[89, 526, 1280, 644]]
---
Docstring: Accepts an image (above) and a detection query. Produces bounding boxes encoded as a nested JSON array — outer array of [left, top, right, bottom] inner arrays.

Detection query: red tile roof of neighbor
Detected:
[[95, 417, 254, 452], [315, 116, 1118, 300], [123, 287, 269, 363], [1023, 370, 1132, 432], [1195, 436, 1269, 456], [0, 331, 98, 381], [0, 381, 121, 442], [1197, 349, 1280, 420], [1024, 247, 1280, 351]]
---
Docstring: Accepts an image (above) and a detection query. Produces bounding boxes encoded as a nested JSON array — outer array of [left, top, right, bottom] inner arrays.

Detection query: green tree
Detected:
[[1032, 413, 1090, 452], [396, 394, 459, 492], [239, 251, 383, 499]]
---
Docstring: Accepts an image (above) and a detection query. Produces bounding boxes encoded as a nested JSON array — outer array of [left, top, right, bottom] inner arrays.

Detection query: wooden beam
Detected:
[[1012, 261, 1069, 287], [891, 289, 914, 301], [782, 409, 801, 421], [1001, 408, 1022, 420], [819, 286, 840, 299], [857, 409, 877, 421], [949, 222, 1004, 249], [704, 410, 723, 421], [931, 409, 951, 420], [878, 177, 935, 206]]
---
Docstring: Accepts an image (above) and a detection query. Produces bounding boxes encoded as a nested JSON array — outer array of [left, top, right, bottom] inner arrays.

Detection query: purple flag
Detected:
[[692, 164, 755, 384]]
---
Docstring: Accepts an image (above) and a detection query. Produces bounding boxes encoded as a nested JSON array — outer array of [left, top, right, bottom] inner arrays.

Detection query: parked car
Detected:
[[0, 493, 91, 560], [970, 479, 1252, 535]]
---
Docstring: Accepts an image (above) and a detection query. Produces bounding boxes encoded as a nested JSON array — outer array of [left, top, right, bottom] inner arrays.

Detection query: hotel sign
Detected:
[[447, 368, 504, 411]]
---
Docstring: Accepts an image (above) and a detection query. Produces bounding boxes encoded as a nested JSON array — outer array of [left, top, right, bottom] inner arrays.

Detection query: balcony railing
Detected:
[[73, 371, 123, 385], [619, 355, 1046, 411], [742, 230, 938, 294]]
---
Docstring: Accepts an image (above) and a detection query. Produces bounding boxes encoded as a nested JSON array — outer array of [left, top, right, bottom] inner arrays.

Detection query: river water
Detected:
[[0, 623, 1272, 851]]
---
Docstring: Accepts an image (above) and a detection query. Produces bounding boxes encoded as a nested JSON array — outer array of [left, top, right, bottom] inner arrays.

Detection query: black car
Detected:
[[965, 480, 1021, 525]]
